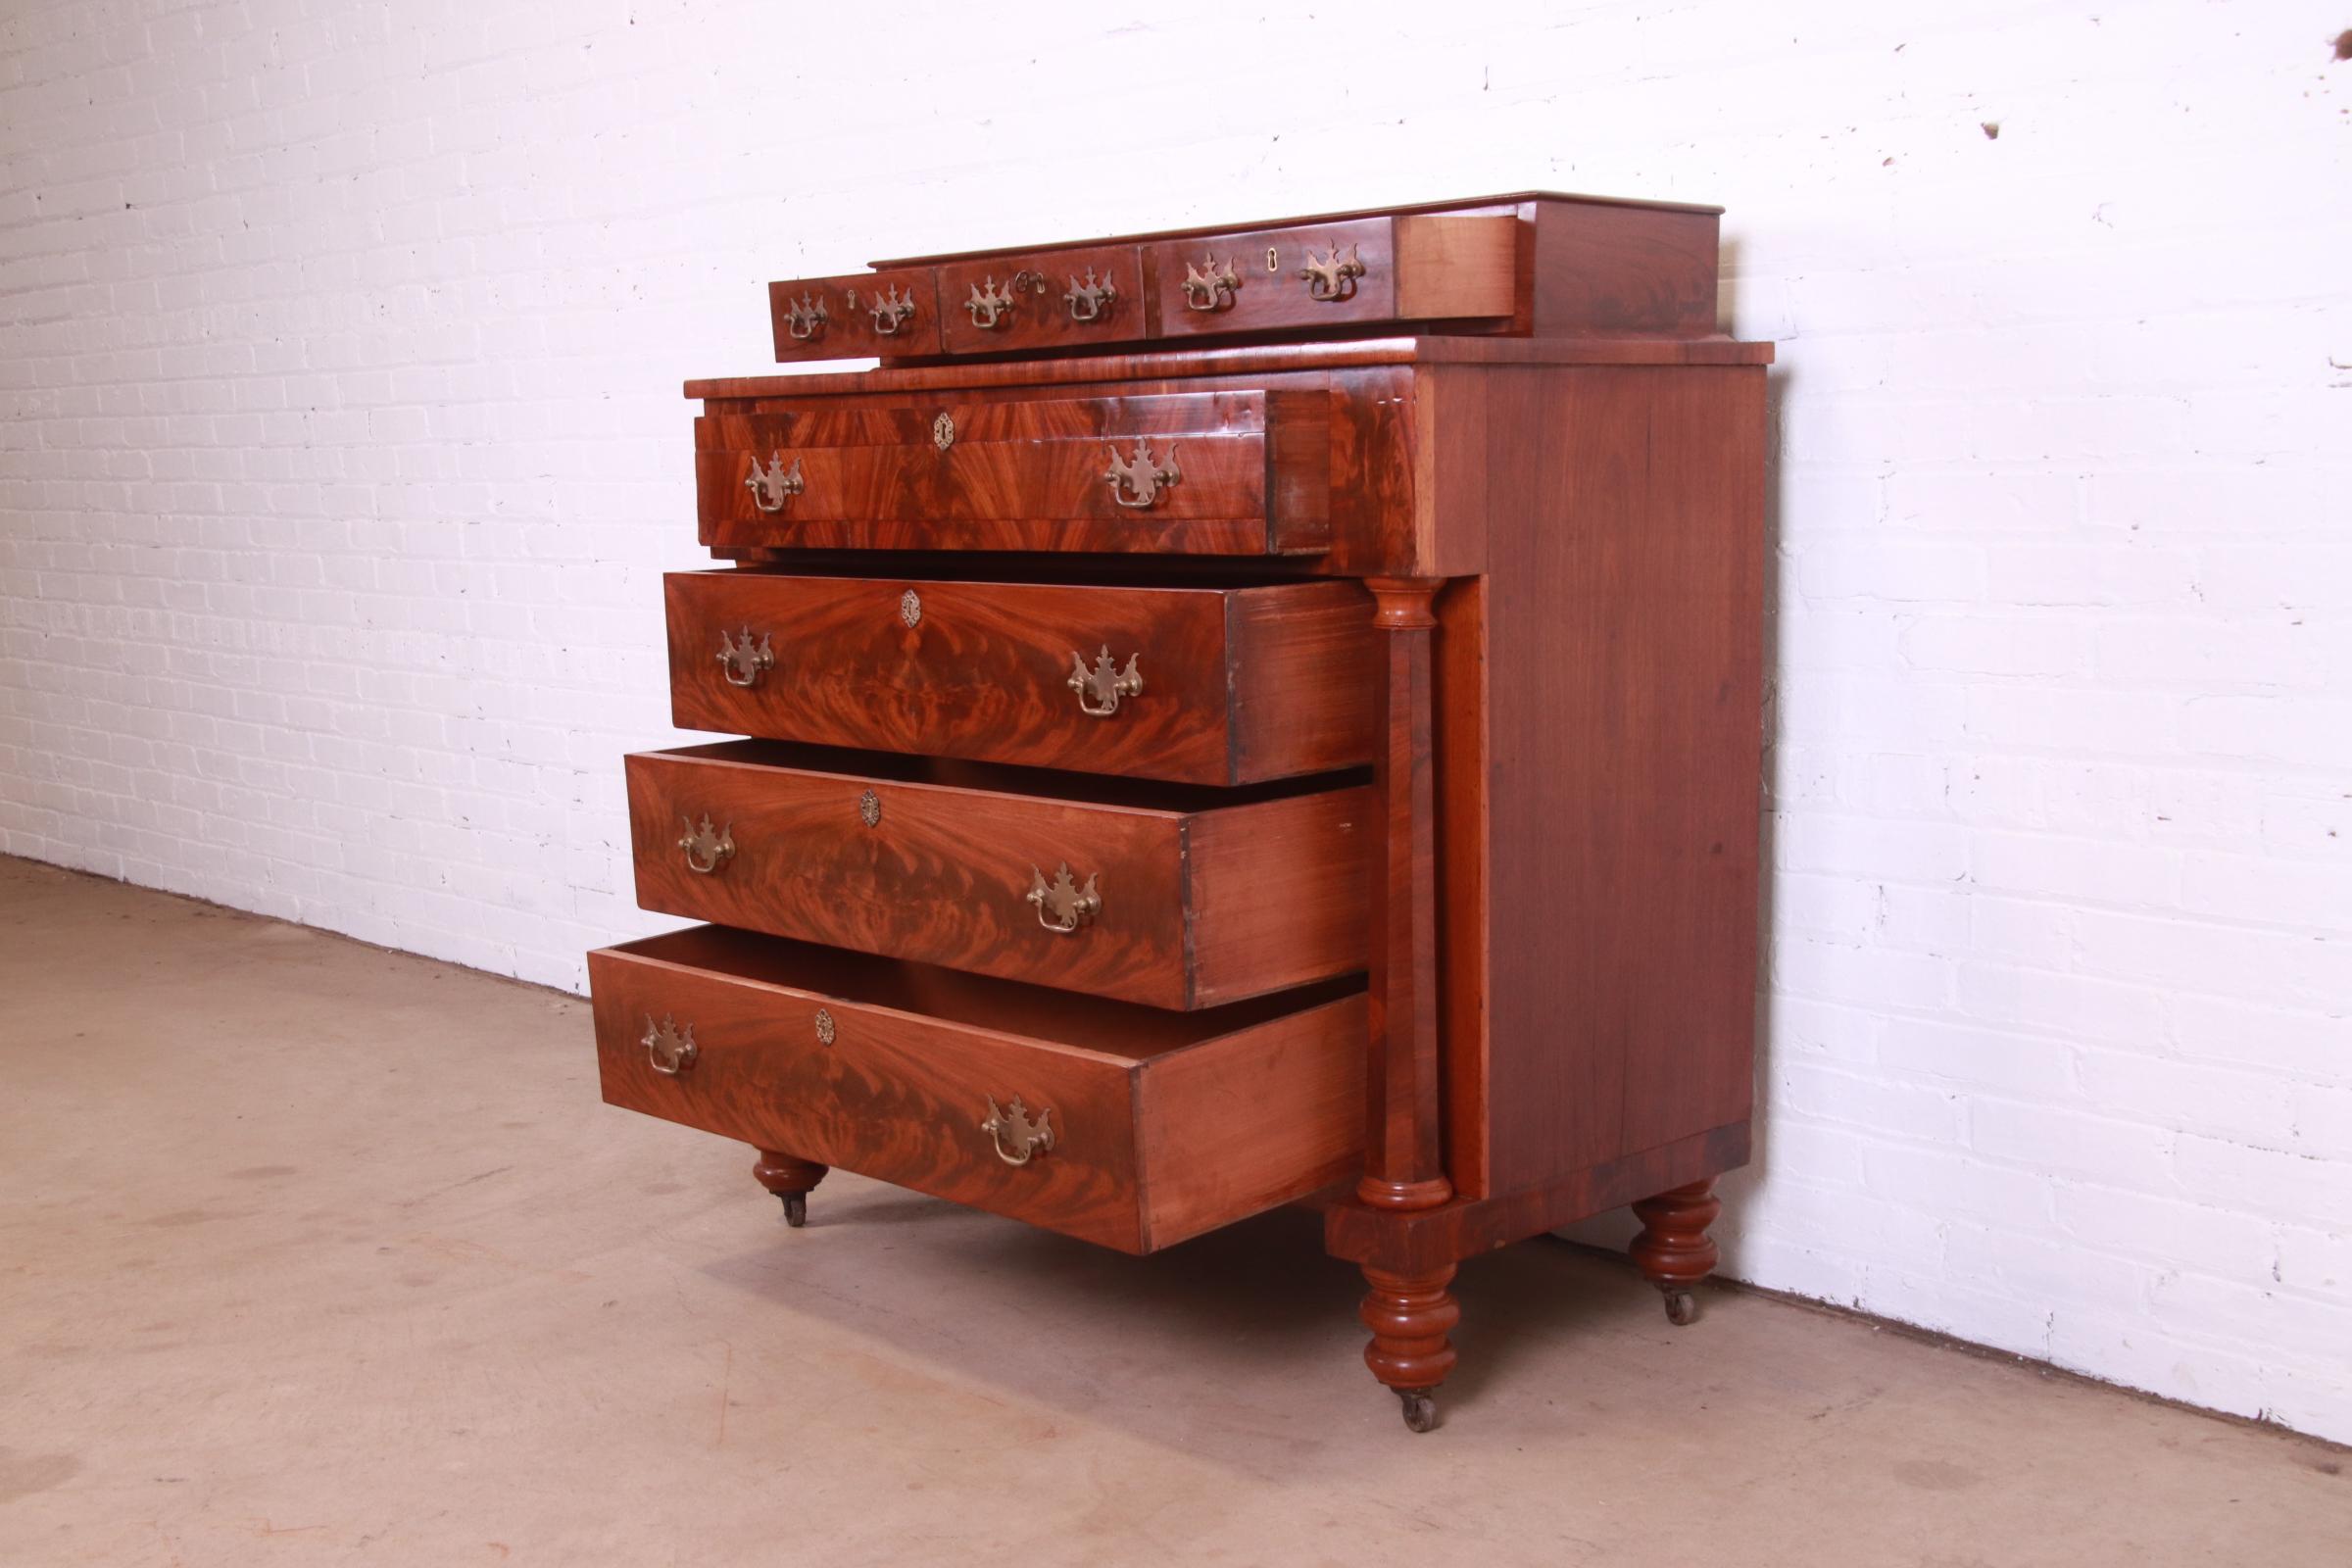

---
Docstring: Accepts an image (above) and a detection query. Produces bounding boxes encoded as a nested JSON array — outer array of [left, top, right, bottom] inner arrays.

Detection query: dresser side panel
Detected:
[[1481, 365, 1765, 1194]]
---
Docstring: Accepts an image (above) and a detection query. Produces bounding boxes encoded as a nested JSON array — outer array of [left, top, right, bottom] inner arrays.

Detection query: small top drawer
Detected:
[[1147, 215, 1514, 340], [697, 389, 1330, 556], [767, 269, 943, 360], [935, 244, 1145, 357]]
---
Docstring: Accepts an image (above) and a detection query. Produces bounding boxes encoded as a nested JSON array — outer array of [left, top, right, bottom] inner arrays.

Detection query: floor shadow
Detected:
[[700, 1187, 1672, 1458]]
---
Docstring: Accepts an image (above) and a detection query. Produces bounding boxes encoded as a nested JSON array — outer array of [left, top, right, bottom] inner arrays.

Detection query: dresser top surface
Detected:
[[685, 333, 1774, 401], [867, 190, 1724, 267]]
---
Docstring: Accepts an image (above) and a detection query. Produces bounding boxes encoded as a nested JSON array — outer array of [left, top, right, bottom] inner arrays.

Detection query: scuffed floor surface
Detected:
[[1, 856, 2344, 1567]]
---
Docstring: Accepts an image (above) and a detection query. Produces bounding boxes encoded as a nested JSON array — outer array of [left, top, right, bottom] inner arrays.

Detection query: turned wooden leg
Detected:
[[1360, 1264, 1459, 1433], [1631, 1178, 1721, 1326], [752, 1149, 828, 1229]]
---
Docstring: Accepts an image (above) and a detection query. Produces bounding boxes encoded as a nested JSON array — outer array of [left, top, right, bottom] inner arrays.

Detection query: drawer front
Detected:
[[1149, 215, 1514, 339], [936, 244, 1144, 357], [767, 269, 943, 361], [666, 572, 1374, 786], [695, 389, 1330, 556], [589, 930, 1368, 1252], [627, 744, 1371, 1009]]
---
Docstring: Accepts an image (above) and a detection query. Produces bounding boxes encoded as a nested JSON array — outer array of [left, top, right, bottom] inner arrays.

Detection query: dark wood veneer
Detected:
[[593, 193, 1769, 1433]]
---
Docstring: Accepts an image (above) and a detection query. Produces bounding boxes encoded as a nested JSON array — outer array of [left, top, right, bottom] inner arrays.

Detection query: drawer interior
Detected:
[[608, 925, 1363, 1060], [656, 738, 1369, 811]]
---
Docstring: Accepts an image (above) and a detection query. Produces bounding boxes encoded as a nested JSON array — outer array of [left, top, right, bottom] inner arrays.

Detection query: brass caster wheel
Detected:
[[782, 1193, 808, 1229], [1396, 1388, 1439, 1434], [1663, 1287, 1698, 1327]]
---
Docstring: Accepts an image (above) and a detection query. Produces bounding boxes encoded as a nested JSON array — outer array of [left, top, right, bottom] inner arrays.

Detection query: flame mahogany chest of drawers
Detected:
[[587, 193, 1771, 1431]]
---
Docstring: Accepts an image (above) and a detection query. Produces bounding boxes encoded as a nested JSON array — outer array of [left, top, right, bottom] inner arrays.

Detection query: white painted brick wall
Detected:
[[2, 0, 2347, 1442]]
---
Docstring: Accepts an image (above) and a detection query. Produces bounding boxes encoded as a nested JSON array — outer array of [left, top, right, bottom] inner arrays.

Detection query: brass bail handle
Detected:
[[783, 292, 829, 340], [1026, 862, 1101, 934], [1181, 254, 1239, 312], [981, 1096, 1055, 1166], [1067, 646, 1143, 717], [715, 626, 774, 688], [745, 452, 803, 513], [1102, 438, 1178, 509], [677, 814, 736, 875], [1063, 267, 1116, 323], [643, 1014, 698, 1076], [1298, 242, 1365, 303]]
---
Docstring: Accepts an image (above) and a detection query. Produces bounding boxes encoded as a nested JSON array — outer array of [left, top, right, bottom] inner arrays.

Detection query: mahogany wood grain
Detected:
[[624, 741, 1370, 1009], [1322, 1121, 1750, 1276], [1476, 365, 1765, 1194], [684, 333, 1774, 402], [1526, 201, 1721, 338], [589, 927, 1367, 1252], [936, 245, 1146, 357], [1359, 1264, 1459, 1396], [664, 570, 1374, 786], [1433, 575, 1491, 1199], [696, 390, 1330, 556], [1147, 216, 1513, 343], [768, 269, 943, 362], [1356, 579, 1451, 1215], [1630, 1179, 1722, 1305]]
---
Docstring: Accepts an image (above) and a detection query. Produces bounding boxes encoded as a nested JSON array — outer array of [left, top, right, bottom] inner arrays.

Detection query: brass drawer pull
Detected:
[[1181, 254, 1239, 312], [981, 1096, 1055, 1166], [746, 452, 803, 513], [677, 814, 736, 875], [964, 271, 1042, 330], [643, 1014, 699, 1076], [865, 284, 917, 336], [1027, 862, 1101, 934], [1063, 268, 1116, 322], [1067, 647, 1143, 718], [782, 292, 829, 340], [1103, 438, 1179, 509], [715, 626, 774, 687], [1298, 243, 1365, 303]]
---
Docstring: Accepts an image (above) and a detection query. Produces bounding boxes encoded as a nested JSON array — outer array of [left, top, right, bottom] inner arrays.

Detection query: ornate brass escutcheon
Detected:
[[866, 283, 917, 336], [981, 1096, 1055, 1166], [813, 1007, 836, 1047], [900, 587, 922, 627], [677, 813, 736, 875], [715, 625, 774, 687], [1067, 646, 1143, 718], [1026, 861, 1102, 934], [783, 291, 829, 340], [643, 1013, 698, 1076], [1298, 242, 1366, 302], [1063, 268, 1116, 322], [931, 411, 955, 451], [858, 788, 881, 828], [1181, 253, 1240, 312], [1102, 438, 1179, 509], [745, 451, 804, 513]]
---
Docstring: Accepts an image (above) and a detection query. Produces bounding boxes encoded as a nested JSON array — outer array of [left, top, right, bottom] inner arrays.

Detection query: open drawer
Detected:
[[628, 742, 1369, 1009], [589, 927, 1368, 1253], [694, 389, 1331, 556]]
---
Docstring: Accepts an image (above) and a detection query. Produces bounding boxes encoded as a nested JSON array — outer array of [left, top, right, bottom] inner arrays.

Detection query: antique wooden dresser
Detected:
[[586, 193, 1771, 1431]]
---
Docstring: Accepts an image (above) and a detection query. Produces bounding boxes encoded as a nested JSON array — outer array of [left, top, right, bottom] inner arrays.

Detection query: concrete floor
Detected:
[[1, 857, 2345, 1567]]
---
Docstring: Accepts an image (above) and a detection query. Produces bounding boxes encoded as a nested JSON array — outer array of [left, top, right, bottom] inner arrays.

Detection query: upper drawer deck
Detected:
[[759, 192, 1725, 364], [696, 388, 1330, 556]]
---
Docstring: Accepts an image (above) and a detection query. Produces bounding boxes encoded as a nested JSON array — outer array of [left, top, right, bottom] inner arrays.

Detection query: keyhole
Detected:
[[1264, 246, 1279, 273]]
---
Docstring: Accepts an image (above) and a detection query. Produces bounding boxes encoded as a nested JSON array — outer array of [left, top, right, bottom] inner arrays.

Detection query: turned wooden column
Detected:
[[1358, 577, 1453, 1215], [1355, 578, 1459, 1430]]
